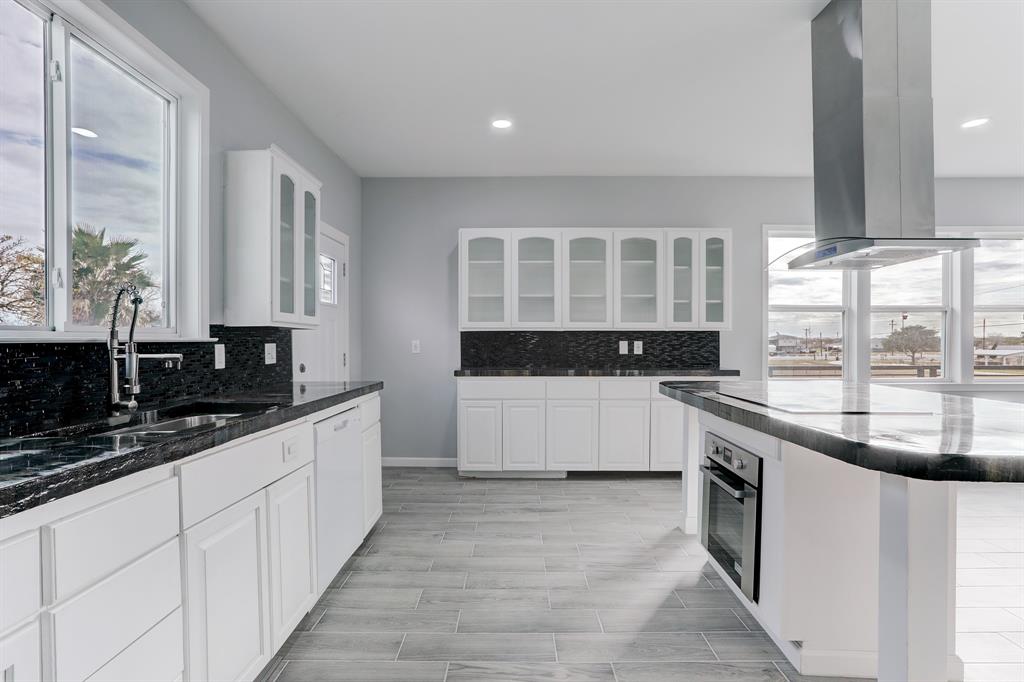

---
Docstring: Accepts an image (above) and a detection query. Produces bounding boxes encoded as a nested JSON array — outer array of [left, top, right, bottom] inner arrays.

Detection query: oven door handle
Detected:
[[700, 465, 754, 499]]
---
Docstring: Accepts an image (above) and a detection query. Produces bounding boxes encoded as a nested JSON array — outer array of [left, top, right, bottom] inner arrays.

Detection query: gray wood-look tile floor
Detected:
[[261, 468, 868, 682]]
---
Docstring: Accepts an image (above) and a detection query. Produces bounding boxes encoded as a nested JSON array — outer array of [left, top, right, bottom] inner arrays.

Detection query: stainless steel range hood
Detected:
[[788, 0, 978, 270]]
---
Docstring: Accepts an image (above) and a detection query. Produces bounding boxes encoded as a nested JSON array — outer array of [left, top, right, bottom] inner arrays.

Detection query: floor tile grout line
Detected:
[[772, 660, 794, 682], [394, 632, 407, 662], [700, 632, 721, 661]]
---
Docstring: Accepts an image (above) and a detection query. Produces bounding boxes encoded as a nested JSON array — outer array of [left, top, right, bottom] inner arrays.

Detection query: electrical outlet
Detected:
[[214, 344, 226, 369], [264, 343, 277, 365], [634, 340, 644, 355], [411, 339, 421, 354], [619, 340, 629, 355]]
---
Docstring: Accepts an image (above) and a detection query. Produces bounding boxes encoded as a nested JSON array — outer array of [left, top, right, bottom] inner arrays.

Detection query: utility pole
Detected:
[[804, 327, 810, 355], [890, 319, 896, 335]]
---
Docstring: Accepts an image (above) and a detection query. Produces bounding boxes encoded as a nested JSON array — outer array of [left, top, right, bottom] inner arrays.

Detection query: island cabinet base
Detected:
[[696, 414, 962, 680]]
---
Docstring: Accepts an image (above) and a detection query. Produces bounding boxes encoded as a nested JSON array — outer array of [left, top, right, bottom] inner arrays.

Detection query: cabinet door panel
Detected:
[[461, 231, 510, 328], [502, 400, 546, 470], [86, 608, 183, 682], [0, 531, 40, 633], [267, 465, 317, 651], [458, 401, 502, 471], [699, 230, 732, 329], [0, 621, 41, 682], [563, 232, 613, 328], [185, 491, 270, 682], [273, 165, 298, 323], [650, 401, 686, 471], [613, 231, 664, 328], [512, 232, 561, 327], [666, 230, 700, 328], [546, 401, 599, 471], [301, 186, 320, 322], [362, 422, 383, 533], [599, 401, 650, 470]]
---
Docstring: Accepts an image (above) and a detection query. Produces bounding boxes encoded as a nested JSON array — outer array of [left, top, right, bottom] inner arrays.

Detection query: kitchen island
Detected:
[[660, 380, 1024, 681]]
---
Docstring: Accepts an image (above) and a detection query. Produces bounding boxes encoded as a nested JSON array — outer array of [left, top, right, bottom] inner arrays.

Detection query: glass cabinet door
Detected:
[[616, 233, 661, 326], [565, 235, 611, 326], [302, 190, 318, 319], [668, 232, 699, 327], [701, 231, 730, 328], [465, 235, 507, 324], [278, 173, 296, 317], [514, 235, 558, 325]]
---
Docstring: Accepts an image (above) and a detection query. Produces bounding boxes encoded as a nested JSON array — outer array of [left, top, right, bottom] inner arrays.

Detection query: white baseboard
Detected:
[[382, 457, 457, 468]]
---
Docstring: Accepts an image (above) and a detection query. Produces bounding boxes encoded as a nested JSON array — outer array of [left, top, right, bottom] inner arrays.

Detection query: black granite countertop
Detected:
[[455, 367, 741, 377], [659, 380, 1024, 483], [0, 381, 382, 518]]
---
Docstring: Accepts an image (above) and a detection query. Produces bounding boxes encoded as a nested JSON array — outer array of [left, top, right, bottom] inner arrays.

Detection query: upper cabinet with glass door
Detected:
[[699, 230, 732, 329], [460, 229, 511, 328], [665, 230, 700, 329], [614, 231, 664, 329], [512, 231, 561, 327], [562, 231, 613, 328], [225, 146, 322, 328]]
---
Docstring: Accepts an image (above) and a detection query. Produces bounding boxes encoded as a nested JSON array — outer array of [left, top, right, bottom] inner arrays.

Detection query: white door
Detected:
[[650, 401, 685, 471], [502, 400, 546, 470], [599, 401, 651, 470], [184, 491, 271, 682], [546, 401, 599, 471], [458, 401, 502, 471], [0, 621, 41, 682], [293, 224, 349, 381], [362, 422, 383, 534], [266, 464, 317, 651]]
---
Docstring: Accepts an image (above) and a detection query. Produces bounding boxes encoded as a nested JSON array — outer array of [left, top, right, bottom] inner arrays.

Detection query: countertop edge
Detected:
[[454, 368, 741, 377]]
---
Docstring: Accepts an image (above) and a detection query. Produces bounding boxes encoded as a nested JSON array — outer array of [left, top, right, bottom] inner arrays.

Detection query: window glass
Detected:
[[973, 312, 1024, 379], [767, 311, 843, 378], [974, 239, 1024, 307], [319, 254, 336, 305], [0, 0, 47, 326], [871, 255, 943, 306], [870, 312, 944, 379], [767, 237, 842, 306], [69, 36, 168, 327]]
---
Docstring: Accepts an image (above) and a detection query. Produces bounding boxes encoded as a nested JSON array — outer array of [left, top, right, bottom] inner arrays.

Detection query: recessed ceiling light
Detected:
[[960, 118, 990, 129], [491, 119, 512, 130], [71, 127, 98, 138]]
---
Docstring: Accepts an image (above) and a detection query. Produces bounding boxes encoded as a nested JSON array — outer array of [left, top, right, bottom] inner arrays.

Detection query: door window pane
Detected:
[[0, 1, 47, 326], [69, 36, 169, 327], [767, 311, 843, 378], [319, 254, 336, 305], [973, 312, 1024, 379], [975, 239, 1024, 307], [871, 255, 943, 306], [767, 237, 842, 306], [870, 312, 944, 379]]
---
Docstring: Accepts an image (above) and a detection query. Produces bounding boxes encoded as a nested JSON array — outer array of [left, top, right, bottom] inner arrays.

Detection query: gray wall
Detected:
[[361, 177, 1024, 461], [103, 0, 364, 377]]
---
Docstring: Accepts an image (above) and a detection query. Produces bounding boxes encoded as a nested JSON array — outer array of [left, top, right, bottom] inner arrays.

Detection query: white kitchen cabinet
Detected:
[[502, 400, 546, 470], [665, 229, 701, 328], [650, 400, 686, 471], [562, 230, 613, 328], [460, 229, 511, 328], [184, 490, 271, 682], [0, 621, 41, 682], [546, 401, 599, 470], [267, 464, 318, 652], [86, 608, 183, 682], [599, 400, 651, 470], [699, 229, 732, 329], [614, 231, 664, 329], [225, 145, 321, 328], [0, 530, 41, 634], [458, 400, 502, 471], [512, 230, 561, 327], [362, 421, 383, 533]]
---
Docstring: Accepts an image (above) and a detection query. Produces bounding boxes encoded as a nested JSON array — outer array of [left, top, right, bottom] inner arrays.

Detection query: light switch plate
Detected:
[[619, 340, 629, 355], [412, 339, 421, 354], [634, 341, 644, 355], [214, 344, 225, 369], [264, 343, 277, 365]]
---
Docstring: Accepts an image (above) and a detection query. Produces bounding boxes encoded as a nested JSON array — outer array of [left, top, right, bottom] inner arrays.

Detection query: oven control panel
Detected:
[[705, 434, 761, 487]]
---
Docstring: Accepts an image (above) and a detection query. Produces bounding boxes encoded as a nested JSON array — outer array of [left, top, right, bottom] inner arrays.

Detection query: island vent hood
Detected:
[[788, 0, 978, 270]]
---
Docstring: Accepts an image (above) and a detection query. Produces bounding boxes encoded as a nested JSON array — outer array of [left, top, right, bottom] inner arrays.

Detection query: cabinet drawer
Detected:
[[459, 380, 545, 400], [46, 478, 179, 603], [546, 380, 599, 400], [0, 530, 41, 632], [0, 620, 41, 682], [599, 380, 650, 400], [359, 394, 381, 427], [179, 423, 313, 528], [50, 539, 181, 682], [85, 608, 183, 682]]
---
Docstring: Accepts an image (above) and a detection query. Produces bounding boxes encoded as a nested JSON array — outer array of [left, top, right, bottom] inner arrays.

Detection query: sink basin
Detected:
[[105, 414, 242, 436], [157, 401, 279, 419]]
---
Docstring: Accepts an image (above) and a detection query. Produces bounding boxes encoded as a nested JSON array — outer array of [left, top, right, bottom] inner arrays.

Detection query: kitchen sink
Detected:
[[105, 413, 243, 436]]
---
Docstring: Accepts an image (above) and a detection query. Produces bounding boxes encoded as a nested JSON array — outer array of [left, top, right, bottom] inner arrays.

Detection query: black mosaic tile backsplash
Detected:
[[461, 331, 720, 369], [0, 325, 291, 438]]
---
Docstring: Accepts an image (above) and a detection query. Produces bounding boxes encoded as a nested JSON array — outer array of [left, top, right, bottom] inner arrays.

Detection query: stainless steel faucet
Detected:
[[108, 282, 183, 413]]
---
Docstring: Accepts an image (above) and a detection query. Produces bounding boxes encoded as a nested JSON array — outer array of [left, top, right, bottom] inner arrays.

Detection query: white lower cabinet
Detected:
[[86, 608, 183, 682], [362, 421, 383, 534], [267, 465, 317, 651], [458, 400, 503, 471], [650, 401, 686, 471], [502, 400, 546, 470], [0, 621, 41, 682], [184, 491, 271, 682], [546, 401, 599, 470], [599, 400, 651, 470]]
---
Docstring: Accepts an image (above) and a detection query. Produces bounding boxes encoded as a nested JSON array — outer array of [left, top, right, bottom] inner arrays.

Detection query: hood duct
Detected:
[[788, 0, 978, 270]]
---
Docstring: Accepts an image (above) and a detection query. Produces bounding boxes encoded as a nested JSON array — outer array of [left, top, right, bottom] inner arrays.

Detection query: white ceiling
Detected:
[[185, 0, 1024, 178]]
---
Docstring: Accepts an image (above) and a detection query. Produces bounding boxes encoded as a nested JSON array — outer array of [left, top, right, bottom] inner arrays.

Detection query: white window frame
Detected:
[[1, 0, 209, 342]]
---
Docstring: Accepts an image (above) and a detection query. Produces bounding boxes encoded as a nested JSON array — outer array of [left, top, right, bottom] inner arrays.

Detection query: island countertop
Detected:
[[659, 380, 1024, 482], [0, 380, 383, 518], [455, 367, 740, 377]]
